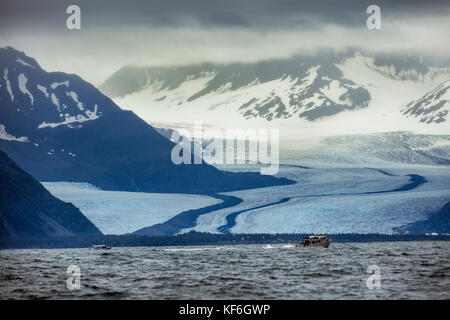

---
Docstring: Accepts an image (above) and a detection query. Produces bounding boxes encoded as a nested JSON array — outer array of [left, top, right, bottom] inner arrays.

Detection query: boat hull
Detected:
[[296, 239, 331, 248]]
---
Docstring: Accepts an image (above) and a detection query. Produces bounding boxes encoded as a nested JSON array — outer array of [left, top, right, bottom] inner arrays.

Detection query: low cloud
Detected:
[[1, 1, 449, 84]]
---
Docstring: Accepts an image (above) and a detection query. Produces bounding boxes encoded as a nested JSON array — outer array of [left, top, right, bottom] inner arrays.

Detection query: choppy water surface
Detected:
[[1, 241, 449, 299]]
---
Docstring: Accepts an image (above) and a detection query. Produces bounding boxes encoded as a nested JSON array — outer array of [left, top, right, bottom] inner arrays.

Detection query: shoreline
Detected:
[[1, 232, 449, 250]]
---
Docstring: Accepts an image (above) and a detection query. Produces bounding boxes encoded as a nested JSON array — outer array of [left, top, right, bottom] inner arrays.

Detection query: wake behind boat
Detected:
[[296, 234, 331, 248]]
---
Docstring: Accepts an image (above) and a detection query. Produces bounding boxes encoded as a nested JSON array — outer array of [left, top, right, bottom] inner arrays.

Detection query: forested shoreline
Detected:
[[1, 231, 449, 249]]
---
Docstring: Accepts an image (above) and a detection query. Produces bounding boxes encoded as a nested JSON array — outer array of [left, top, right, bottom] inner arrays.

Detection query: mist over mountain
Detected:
[[99, 49, 450, 129], [101, 51, 371, 121]]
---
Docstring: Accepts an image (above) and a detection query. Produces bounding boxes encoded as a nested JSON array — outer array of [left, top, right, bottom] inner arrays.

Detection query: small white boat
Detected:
[[92, 244, 111, 250]]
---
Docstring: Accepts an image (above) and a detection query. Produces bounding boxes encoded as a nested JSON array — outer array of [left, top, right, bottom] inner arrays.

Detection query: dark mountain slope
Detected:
[[0, 150, 102, 238], [0, 47, 293, 193]]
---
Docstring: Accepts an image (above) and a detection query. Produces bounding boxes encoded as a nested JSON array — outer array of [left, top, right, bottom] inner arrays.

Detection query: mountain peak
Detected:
[[0, 46, 41, 70], [0, 47, 120, 139], [402, 80, 450, 124]]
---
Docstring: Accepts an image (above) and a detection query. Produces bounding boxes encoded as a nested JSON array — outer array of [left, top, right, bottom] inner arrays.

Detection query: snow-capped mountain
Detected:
[[402, 80, 450, 124], [0, 47, 119, 141], [99, 50, 450, 131], [101, 53, 371, 121], [0, 47, 292, 193]]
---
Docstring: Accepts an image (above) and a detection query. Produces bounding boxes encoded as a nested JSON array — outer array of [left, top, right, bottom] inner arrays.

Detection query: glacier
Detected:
[[40, 131, 450, 235], [187, 164, 450, 234], [42, 182, 222, 235]]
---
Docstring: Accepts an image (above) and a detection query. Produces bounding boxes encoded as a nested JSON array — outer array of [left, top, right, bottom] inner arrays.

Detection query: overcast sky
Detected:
[[1, 0, 449, 84]]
